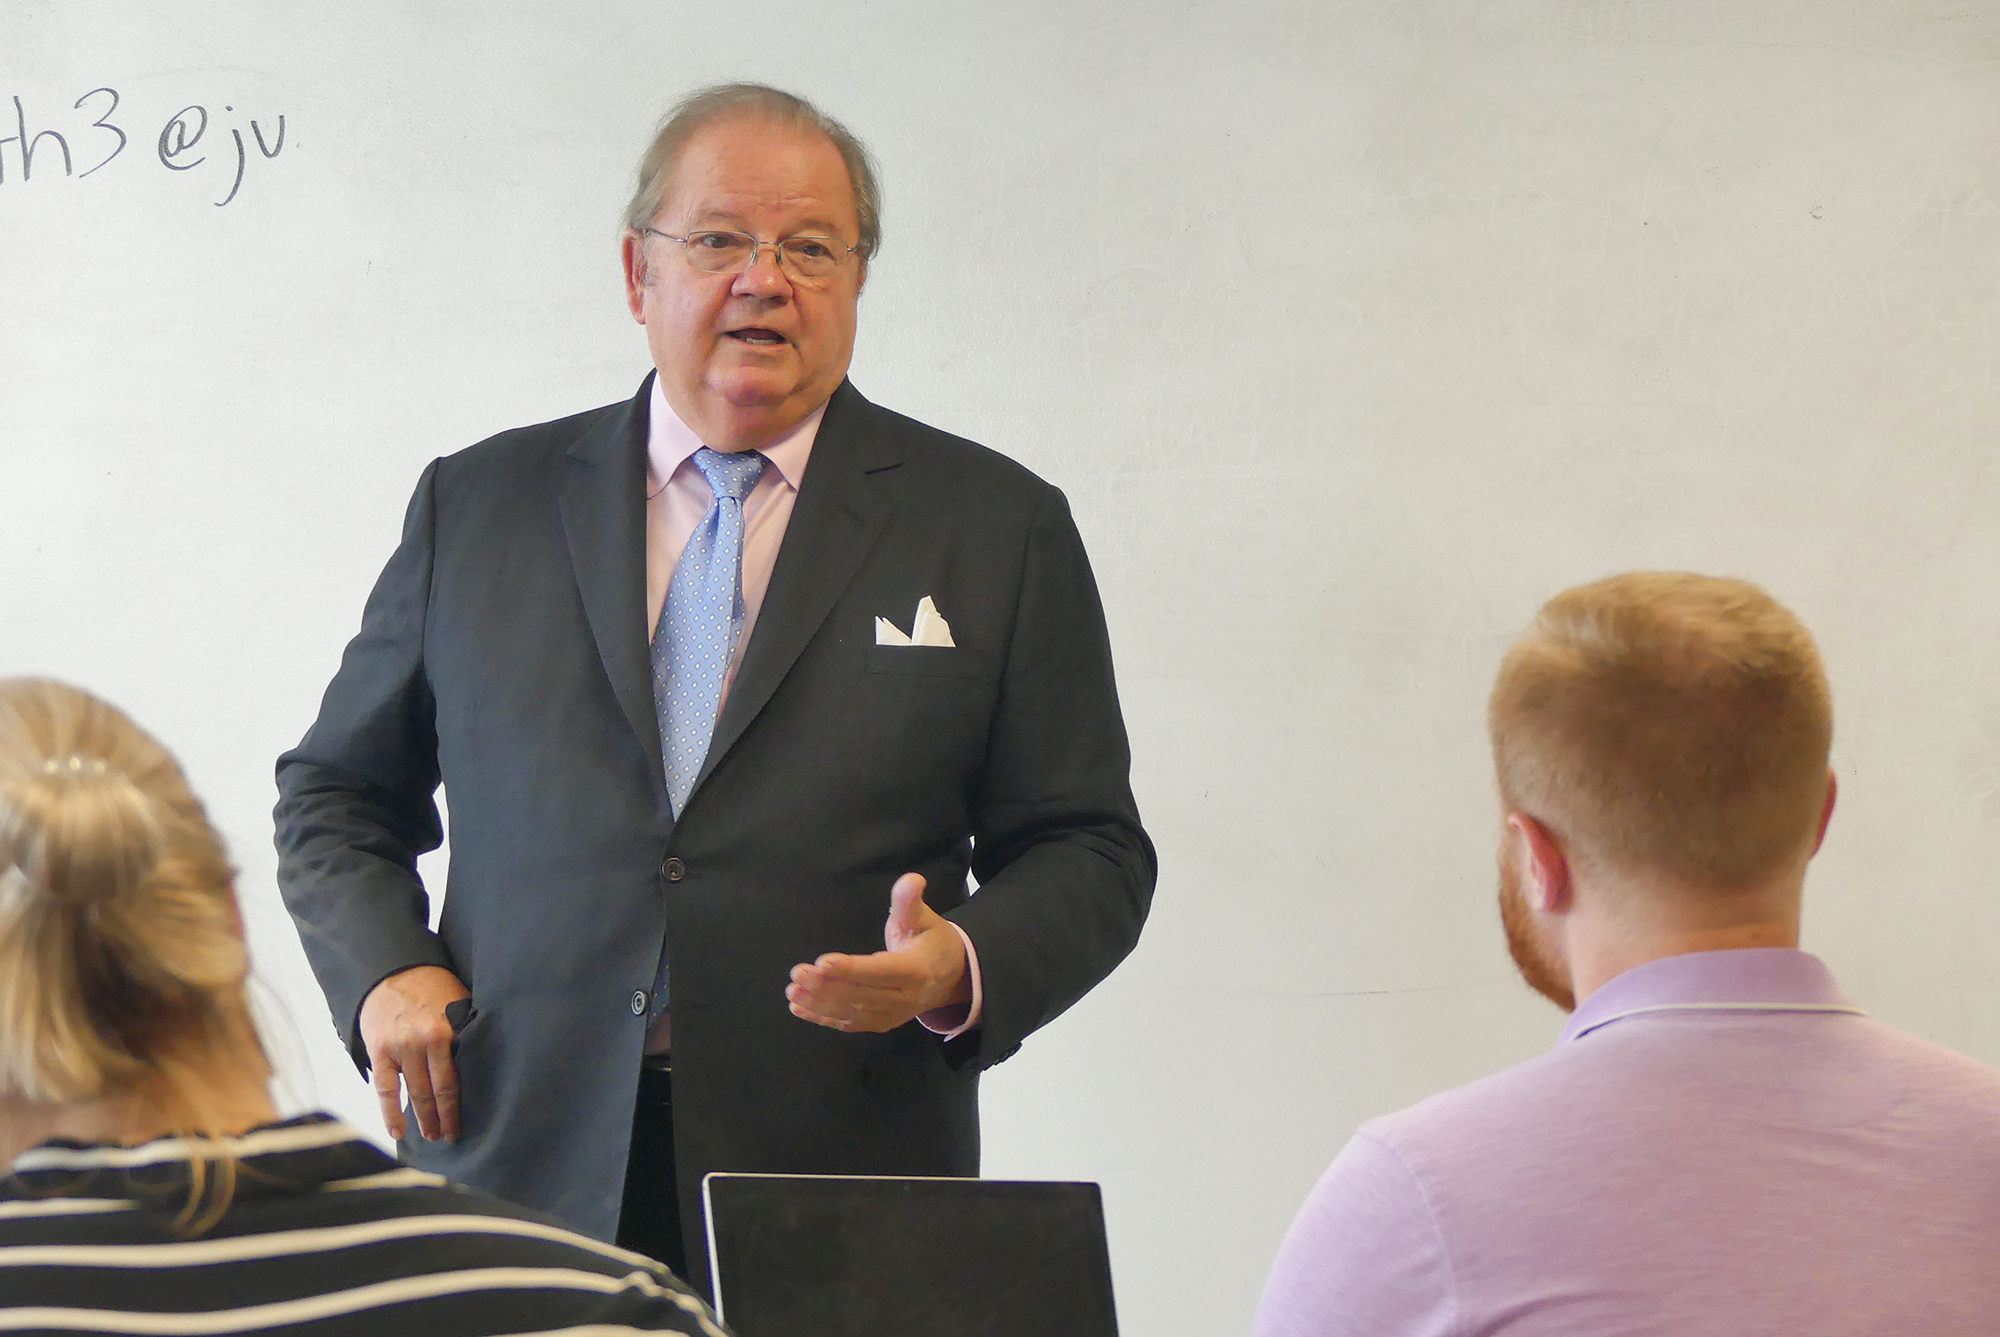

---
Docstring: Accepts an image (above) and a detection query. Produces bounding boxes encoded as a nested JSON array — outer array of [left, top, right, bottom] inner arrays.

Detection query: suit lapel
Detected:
[[698, 381, 899, 788], [558, 377, 667, 803]]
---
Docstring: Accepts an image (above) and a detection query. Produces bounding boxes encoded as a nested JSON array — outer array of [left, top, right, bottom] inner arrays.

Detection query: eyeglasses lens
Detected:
[[682, 232, 841, 280]]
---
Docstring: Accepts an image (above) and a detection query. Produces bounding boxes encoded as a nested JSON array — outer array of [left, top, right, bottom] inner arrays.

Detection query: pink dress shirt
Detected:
[[641, 379, 981, 1051]]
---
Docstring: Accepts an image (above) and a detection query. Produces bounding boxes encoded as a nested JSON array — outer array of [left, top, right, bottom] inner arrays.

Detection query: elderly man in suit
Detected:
[[275, 83, 1154, 1293]]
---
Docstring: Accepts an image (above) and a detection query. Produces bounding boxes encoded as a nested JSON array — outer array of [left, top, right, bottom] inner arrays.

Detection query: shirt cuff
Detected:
[[918, 920, 983, 1040]]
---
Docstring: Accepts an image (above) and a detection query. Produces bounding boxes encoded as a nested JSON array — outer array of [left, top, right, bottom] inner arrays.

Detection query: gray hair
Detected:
[[623, 82, 881, 261]]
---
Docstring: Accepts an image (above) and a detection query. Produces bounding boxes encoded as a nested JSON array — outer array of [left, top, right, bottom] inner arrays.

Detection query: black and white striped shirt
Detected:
[[0, 1113, 728, 1336]]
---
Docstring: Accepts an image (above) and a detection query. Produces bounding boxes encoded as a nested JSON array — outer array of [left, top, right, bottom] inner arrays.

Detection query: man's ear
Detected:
[[621, 231, 649, 322], [1811, 768, 1837, 857], [1506, 812, 1572, 913]]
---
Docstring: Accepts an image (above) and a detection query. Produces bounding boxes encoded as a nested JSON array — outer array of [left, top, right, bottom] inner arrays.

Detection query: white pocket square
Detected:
[[875, 595, 956, 648]]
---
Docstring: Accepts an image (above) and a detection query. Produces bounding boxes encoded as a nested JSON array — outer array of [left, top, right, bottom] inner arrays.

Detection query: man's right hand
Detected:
[[358, 965, 471, 1143]]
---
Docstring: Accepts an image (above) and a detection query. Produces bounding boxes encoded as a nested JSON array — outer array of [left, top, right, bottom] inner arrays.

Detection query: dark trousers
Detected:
[[616, 1059, 688, 1281]]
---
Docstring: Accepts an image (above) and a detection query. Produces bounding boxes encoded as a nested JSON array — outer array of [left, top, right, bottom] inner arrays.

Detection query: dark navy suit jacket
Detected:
[[275, 376, 1155, 1291]]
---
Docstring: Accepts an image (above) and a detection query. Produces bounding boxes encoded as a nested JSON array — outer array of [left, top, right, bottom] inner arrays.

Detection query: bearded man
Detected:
[[1254, 572, 2000, 1337]]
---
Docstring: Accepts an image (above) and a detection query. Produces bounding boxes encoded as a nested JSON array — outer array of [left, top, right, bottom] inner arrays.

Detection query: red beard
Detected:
[[1498, 858, 1576, 1012]]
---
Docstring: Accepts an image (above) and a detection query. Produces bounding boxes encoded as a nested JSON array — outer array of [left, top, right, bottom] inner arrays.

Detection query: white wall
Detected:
[[5, 3, 1999, 1332]]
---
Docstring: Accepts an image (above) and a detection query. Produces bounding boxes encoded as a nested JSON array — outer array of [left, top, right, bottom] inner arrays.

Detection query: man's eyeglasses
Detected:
[[642, 228, 864, 282]]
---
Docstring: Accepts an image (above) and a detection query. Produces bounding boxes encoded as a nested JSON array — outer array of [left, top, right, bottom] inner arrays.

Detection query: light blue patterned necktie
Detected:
[[653, 447, 767, 816], [647, 447, 764, 1024]]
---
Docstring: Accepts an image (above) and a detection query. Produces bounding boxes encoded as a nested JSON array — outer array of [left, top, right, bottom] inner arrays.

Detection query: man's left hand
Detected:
[[788, 872, 970, 1032]]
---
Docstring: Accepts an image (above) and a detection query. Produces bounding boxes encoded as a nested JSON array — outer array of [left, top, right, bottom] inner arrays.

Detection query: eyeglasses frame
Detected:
[[640, 226, 866, 282]]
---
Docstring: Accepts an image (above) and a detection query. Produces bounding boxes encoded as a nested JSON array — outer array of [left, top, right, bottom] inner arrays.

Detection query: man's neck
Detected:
[[659, 382, 822, 455], [1569, 922, 1801, 1005], [1564, 871, 1805, 1005]]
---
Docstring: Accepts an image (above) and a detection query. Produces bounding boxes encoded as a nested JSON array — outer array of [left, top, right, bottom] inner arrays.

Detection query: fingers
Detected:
[[426, 1045, 462, 1143], [786, 953, 928, 1033], [888, 871, 928, 916], [800, 951, 925, 993], [370, 1049, 407, 1142], [790, 871, 947, 1034], [882, 872, 931, 951], [357, 967, 470, 1145], [788, 998, 865, 1032], [389, 1026, 460, 1143], [401, 1047, 441, 1142], [787, 994, 903, 1033], [372, 1035, 459, 1144]]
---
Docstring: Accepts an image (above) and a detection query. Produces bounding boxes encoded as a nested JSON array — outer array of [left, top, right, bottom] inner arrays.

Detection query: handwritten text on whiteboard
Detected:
[[2, 88, 287, 208]]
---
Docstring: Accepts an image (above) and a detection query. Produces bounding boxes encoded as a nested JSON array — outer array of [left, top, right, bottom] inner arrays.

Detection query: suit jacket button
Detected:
[[630, 990, 647, 1016], [663, 857, 686, 882]]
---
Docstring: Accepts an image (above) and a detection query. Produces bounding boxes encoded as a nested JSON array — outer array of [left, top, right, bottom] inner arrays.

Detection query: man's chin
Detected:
[[687, 377, 819, 451], [1517, 961, 1577, 1014], [708, 374, 795, 411]]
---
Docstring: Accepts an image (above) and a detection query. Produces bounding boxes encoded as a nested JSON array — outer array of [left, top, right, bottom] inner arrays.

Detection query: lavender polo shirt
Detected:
[[1253, 949, 2000, 1336]]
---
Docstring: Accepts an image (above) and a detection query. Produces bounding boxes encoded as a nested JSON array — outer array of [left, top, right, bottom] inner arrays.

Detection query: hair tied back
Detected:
[[19, 751, 165, 913]]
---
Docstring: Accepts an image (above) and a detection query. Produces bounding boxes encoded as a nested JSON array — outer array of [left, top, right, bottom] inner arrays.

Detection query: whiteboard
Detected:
[[4, 3, 1997, 1331]]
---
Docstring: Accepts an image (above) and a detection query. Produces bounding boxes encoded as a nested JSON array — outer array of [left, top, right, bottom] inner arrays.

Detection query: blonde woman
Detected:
[[0, 678, 728, 1336]]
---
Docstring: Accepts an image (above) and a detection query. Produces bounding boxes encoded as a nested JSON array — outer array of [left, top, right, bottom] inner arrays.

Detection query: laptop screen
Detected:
[[703, 1174, 1119, 1337]]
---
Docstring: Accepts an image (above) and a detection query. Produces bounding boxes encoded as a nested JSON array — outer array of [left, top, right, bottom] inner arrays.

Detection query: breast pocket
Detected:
[[864, 644, 987, 679]]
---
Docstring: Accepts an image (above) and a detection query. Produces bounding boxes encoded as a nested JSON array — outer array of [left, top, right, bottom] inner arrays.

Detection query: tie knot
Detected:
[[694, 447, 766, 502]]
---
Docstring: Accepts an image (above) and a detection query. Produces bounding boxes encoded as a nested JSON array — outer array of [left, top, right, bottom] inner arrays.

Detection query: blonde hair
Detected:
[[622, 82, 882, 259], [0, 678, 268, 1228], [1489, 573, 1833, 890]]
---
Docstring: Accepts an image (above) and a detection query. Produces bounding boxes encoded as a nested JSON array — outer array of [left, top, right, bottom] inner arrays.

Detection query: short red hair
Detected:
[[1489, 573, 1832, 889]]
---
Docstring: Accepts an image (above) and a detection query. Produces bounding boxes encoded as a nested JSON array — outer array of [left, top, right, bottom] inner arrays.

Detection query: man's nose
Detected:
[[731, 245, 792, 298]]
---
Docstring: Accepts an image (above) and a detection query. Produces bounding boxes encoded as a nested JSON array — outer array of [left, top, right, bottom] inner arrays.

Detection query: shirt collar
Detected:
[[646, 374, 823, 498], [1560, 948, 1861, 1045]]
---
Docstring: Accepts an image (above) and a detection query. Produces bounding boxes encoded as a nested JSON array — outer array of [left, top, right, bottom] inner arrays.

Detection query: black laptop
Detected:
[[703, 1173, 1120, 1337]]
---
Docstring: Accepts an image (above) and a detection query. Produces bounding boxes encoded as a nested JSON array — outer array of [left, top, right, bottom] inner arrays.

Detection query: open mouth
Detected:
[[726, 327, 787, 346]]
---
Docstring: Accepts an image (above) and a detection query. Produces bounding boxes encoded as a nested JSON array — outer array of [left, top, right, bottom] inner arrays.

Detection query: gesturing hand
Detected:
[[787, 873, 971, 1033], [358, 964, 471, 1143]]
